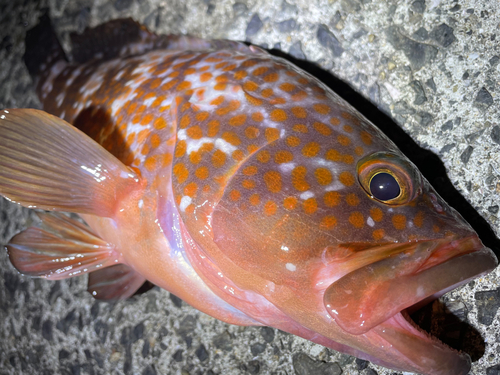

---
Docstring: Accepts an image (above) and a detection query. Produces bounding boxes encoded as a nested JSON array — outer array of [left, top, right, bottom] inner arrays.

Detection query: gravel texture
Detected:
[[1, 0, 500, 374]]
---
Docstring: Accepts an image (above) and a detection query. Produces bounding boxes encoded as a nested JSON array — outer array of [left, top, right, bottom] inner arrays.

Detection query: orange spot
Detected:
[[433, 225, 441, 233], [324, 191, 340, 207], [372, 229, 385, 240], [257, 150, 270, 163], [263, 171, 282, 193], [137, 129, 150, 144], [271, 97, 286, 105], [222, 131, 241, 146], [342, 155, 354, 164], [189, 151, 202, 164], [229, 114, 247, 127], [330, 117, 340, 126], [247, 144, 259, 153], [177, 81, 192, 91], [195, 166, 209, 180], [291, 91, 307, 101], [279, 82, 296, 92], [229, 190, 241, 201], [286, 136, 300, 147], [274, 150, 293, 164], [265, 128, 280, 142], [206, 57, 223, 63], [239, 178, 255, 190], [325, 149, 341, 162], [337, 135, 351, 146], [196, 111, 210, 122], [245, 93, 263, 106], [144, 156, 157, 171], [370, 207, 383, 222], [291, 166, 309, 192], [264, 72, 279, 82], [243, 166, 258, 176], [297, 77, 308, 84], [270, 109, 287, 122], [355, 146, 364, 156], [184, 182, 198, 197], [251, 112, 263, 122], [243, 81, 259, 91], [345, 193, 360, 206], [222, 64, 237, 72], [180, 115, 191, 129], [140, 113, 154, 126], [349, 212, 364, 228], [303, 198, 318, 214], [261, 88, 273, 97], [293, 124, 308, 133], [302, 142, 320, 157], [173, 163, 189, 184], [232, 150, 245, 161], [141, 143, 150, 156], [321, 216, 337, 230], [212, 149, 226, 168], [184, 68, 196, 75], [339, 171, 355, 186], [314, 168, 332, 185], [361, 131, 373, 145], [253, 66, 268, 76], [214, 83, 227, 91], [207, 120, 220, 137], [200, 72, 212, 82], [263, 201, 277, 216], [414, 211, 424, 228], [313, 122, 332, 136], [150, 134, 161, 148], [210, 96, 225, 106], [245, 126, 259, 139], [234, 70, 247, 80], [249, 194, 260, 205], [291, 106, 307, 118], [161, 79, 178, 91], [343, 125, 353, 133], [126, 133, 136, 147], [186, 125, 203, 139], [283, 196, 298, 210], [392, 214, 407, 230], [313, 103, 330, 115]]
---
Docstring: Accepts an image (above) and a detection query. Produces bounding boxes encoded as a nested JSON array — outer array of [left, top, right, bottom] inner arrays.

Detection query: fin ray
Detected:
[[0, 108, 141, 217], [88, 264, 147, 300]]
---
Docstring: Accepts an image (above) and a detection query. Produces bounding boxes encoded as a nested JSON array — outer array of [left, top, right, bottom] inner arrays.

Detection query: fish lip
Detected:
[[371, 240, 497, 374]]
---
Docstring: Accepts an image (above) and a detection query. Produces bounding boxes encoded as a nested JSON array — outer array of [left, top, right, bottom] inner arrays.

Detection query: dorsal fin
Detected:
[[70, 18, 157, 64]]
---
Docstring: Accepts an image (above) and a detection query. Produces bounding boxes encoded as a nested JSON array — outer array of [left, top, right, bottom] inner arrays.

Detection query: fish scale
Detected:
[[0, 16, 496, 375]]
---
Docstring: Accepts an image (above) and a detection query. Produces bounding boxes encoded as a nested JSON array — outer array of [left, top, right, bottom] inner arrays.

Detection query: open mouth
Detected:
[[323, 237, 497, 374]]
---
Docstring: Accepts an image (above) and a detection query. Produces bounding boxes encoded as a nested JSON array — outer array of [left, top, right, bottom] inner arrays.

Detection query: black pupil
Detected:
[[369, 173, 400, 201]]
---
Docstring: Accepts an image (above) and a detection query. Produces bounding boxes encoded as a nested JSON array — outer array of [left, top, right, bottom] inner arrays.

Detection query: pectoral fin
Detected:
[[0, 108, 141, 217]]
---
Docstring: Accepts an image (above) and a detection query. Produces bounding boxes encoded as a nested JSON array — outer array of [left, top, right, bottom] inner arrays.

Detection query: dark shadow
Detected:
[[411, 299, 485, 361]]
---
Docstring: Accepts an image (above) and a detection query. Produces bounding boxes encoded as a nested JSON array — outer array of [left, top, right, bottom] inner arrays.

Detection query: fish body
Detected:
[[0, 17, 496, 375]]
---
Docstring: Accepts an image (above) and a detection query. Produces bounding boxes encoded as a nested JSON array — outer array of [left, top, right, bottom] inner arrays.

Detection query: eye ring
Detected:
[[357, 152, 421, 205]]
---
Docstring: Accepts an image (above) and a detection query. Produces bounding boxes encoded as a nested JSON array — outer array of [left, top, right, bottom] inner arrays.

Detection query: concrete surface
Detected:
[[1, 0, 500, 374]]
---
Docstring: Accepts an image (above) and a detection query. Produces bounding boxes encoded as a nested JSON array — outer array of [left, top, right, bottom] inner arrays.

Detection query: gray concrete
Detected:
[[1, 0, 499, 374]]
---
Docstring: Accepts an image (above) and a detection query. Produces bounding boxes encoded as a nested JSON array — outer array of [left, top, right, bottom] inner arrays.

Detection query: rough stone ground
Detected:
[[1, 0, 500, 374]]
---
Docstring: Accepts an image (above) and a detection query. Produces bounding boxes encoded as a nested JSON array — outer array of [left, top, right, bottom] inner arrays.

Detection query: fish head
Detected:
[[208, 99, 496, 374]]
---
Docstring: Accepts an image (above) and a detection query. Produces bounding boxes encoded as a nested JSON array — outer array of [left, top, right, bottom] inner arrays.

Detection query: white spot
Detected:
[[300, 191, 314, 200], [278, 162, 295, 173], [367, 217, 375, 227], [0, 115, 4, 119], [280, 245, 289, 252], [144, 96, 156, 107], [214, 138, 237, 155], [3, 110, 9, 113], [138, 199, 144, 209], [179, 196, 192, 212], [286, 263, 296, 272]]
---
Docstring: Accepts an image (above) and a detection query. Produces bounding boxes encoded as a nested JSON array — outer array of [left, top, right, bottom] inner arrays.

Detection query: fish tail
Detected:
[[24, 12, 67, 90]]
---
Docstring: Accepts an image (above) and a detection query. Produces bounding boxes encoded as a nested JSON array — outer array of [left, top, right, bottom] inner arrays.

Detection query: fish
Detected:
[[0, 15, 496, 375]]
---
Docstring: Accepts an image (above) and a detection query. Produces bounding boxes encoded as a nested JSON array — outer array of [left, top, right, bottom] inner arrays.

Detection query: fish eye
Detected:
[[369, 172, 400, 201], [357, 152, 421, 206]]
